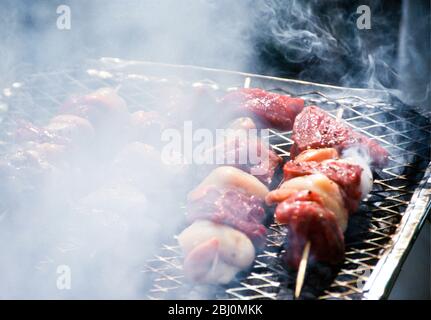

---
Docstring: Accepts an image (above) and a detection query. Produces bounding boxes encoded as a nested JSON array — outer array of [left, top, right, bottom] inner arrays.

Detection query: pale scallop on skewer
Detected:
[[179, 166, 269, 284], [273, 147, 374, 298]]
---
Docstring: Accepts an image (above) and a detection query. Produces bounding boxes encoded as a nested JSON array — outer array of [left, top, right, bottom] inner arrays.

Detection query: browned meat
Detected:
[[221, 88, 305, 131], [275, 190, 345, 268], [283, 160, 363, 213], [187, 185, 267, 247], [59, 88, 129, 129], [153, 84, 222, 127], [291, 106, 389, 167], [203, 134, 282, 185], [14, 116, 95, 148]]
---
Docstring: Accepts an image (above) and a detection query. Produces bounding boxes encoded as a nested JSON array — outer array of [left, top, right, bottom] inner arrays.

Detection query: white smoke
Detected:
[[0, 0, 257, 299], [0, 0, 428, 299]]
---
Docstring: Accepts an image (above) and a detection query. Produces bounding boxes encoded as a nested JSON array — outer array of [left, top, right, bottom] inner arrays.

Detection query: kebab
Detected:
[[12, 87, 131, 160], [266, 106, 388, 297], [3, 114, 97, 197], [177, 88, 305, 284], [3, 87, 169, 202], [178, 166, 269, 284], [177, 147, 280, 284]]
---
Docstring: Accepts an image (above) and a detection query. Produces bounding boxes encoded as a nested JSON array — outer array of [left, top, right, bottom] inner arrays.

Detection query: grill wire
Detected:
[[142, 88, 431, 300], [0, 66, 430, 300]]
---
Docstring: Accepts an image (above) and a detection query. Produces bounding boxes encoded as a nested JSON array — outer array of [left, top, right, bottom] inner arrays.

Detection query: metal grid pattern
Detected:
[[1, 63, 430, 300], [142, 86, 430, 300]]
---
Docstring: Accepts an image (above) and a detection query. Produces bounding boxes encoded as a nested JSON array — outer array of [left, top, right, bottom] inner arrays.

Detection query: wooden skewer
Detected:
[[243, 77, 251, 89], [336, 107, 344, 120], [294, 240, 311, 299], [293, 108, 343, 299]]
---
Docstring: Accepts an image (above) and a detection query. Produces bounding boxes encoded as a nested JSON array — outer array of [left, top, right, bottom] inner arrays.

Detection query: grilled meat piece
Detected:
[[266, 174, 348, 232], [0, 142, 70, 198], [45, 115, 95, 147], [269, 147, 375, 268], [60, 87, 129, 129], [291, 106, 389, 167], [187, 185, 267, 247], [14, 119, 54, 144], [153, 83, 222, 127], [201, 131, 282, 185], [75, 183, 148, 221], [283, 160, 363, 213], [59, 88, 132, 157], [221, 88, 304, 131], [14, 116, 95, 155], [275, 192, 345, 269]]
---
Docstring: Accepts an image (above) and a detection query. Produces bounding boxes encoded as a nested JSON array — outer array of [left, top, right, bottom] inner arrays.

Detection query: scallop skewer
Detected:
[[294, 108, 346, 299]]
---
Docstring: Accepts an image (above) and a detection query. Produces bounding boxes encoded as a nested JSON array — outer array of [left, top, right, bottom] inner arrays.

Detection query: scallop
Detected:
[[277, 174, 348, 232], [188, 166, 269, 201], [178, 220, 255, 284]]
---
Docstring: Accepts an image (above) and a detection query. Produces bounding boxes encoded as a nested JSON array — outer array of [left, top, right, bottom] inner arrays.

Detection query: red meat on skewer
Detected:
[[266, 147, 374, 269], [221, 88, 305, 131], [202, 132, 282, 186], [187, 185, 267, 247], [283, 160, 363, 213], [275, 190, 345, 269], [291, 106, 389, 167]]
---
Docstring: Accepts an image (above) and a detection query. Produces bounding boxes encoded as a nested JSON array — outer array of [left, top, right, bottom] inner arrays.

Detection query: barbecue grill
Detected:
[[1, 58, 429, 300]]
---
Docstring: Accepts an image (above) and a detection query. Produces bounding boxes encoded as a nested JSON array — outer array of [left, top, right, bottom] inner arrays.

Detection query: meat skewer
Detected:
[[266, 147, 376, 298], [178, 88, 304, 285], [178, 101, 286, 284], [179, 166, 270, 284], [287, 105, 383, 298], [290, 106, 384, 297], [177, 82, 284, 284]]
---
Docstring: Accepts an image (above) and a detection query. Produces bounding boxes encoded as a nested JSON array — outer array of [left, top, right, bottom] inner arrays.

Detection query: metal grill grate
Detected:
[[1, 60, 430, 300], [142, 88, 430, 300]]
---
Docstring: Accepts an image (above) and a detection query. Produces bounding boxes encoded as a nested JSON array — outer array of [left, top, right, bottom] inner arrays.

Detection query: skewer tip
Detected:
[[243, 77, 251, 89], [336, 107, 344, 120], [294, 240, 311, 299]]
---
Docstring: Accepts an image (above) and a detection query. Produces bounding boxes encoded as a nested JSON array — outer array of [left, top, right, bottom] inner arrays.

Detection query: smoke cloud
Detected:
[[0, 0, 428, 299]]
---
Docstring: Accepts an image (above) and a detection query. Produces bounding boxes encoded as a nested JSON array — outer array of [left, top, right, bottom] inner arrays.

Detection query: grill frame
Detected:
[[1, 58, 429, 300]]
